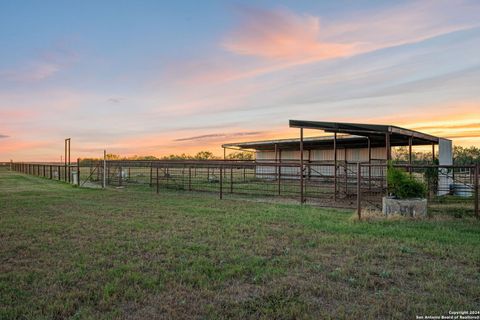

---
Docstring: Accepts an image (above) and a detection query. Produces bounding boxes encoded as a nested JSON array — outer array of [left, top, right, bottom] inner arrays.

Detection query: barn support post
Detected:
[[334, 132, 337, 201], [385, 133, 391, 161], [357, 162, 362, 220], [300, 128, 304, 204], [432, 143, 435, 163]]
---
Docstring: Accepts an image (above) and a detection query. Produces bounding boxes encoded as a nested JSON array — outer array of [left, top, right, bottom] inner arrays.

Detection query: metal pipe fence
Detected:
[[10, 160, 479, 219]]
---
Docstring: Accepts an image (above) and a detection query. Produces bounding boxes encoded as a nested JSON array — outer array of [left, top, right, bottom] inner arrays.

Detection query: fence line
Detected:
[[9, 160, 479, 219]]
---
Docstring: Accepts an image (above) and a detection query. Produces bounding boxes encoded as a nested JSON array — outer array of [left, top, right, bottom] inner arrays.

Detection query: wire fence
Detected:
[[9, 160, 479, 219]]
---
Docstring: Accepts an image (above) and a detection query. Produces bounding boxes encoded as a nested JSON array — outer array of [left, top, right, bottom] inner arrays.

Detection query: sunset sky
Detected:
[[1, 0, 479, 161]]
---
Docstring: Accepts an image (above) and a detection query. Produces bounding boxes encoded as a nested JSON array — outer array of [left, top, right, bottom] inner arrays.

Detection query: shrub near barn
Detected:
[[383, 164, 428, 217]]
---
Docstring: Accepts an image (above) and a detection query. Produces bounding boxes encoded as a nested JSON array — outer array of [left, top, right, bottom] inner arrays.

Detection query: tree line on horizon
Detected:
[[81, 151, 254, 162], [79, 146, 479, 164], [393, 145, 480, 164]]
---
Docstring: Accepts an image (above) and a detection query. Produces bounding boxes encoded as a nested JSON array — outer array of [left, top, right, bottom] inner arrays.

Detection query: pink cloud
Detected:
[[222, 6, 353, 61]]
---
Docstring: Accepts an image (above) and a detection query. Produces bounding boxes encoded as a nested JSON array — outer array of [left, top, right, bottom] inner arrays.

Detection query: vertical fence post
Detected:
[[188, 167, 192, 191], [50, 165, 53, 179], [119, 166, 122, 186], [156, 166, 159, 194], [219, 166, 223, 199], [149, 163, 153, 187], [357, 162, 361, 220], [300, 128, 304, 204], [475, 163, 479, 219], [77, 158, 80, 187], [103, 150, 107, 188], [230, 165, 233, 193], [43, 165, 46, 177], [278, 163, 281, 195], [58, 165, 61, 180]]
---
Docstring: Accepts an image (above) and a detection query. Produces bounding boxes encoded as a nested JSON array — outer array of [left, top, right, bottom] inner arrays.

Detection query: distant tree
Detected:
[[193, 151, 219, 160], [106, 154, 122, 160], [453, 146, 480, 165], [392, 147, 433, 164], [226, 151, 254, 160], [161, 153, 192, 160]]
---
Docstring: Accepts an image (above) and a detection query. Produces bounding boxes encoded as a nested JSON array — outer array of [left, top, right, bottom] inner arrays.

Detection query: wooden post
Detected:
[[274, 143, 278, 180], [432, 143, 435, 163], [58, 165, 61, 180], [334, 132, 337, 201], [230, 166, 233, 193], [367, 137, 371, 190], [344, 148, 348, 196], [475, 163, 479, 219], [357, 162, 361, 220], [149, 163, 153, 187], [300, 128, 304, 204], [103, 150, 107, 188], [278, 162, 282, 195], [119, 166, 122, 186], [385, 133, 391, 161], [219, 166, 223, 199], [188, 167, 192, 191], [408, 136, 413, 175], [156, 166, 159, 194], [77, 158, 80, 186]]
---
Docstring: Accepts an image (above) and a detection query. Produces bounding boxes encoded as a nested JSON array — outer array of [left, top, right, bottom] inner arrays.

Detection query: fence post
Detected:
[[278, 163, 281, 195], [188, 167, 192, 191], [43, 165, 46, 177], [357, 162, 361, 220], [475, 163, 479, 219], [230, 166, 233, 193], [219, 166, 223, 199], [156, 166, 159, 194], [50, 165, 53, 179], [77, 158, 80, 186], [149, 163, 153, 187], [119, 166, 122, 186]]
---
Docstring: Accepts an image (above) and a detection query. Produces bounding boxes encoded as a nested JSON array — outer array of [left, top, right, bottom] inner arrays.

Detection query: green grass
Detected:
[[1, 168, 479, 319]]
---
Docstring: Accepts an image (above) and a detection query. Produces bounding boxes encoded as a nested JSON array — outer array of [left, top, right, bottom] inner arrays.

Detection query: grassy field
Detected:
[[1, 168, 479, 319]]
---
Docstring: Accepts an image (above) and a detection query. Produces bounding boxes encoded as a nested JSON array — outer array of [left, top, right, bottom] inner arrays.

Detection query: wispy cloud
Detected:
[[0, 134, 9, 139], [0, 41, 78, 83], [222, 6, 353, 61], [174, 131, 264, 142], [177, 1, 480, 86]]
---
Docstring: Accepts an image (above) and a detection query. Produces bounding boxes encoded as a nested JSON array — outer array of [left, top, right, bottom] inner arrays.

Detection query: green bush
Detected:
[[387, 164, 427, 199]]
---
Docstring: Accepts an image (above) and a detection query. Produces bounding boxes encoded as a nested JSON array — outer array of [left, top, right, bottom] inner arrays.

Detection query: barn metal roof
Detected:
[[222, 120, 443, 151]]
